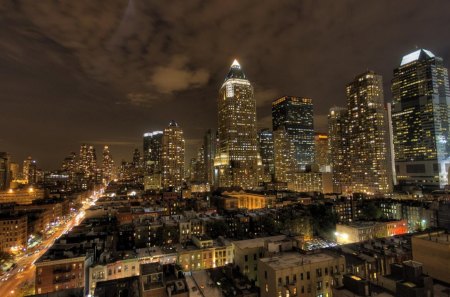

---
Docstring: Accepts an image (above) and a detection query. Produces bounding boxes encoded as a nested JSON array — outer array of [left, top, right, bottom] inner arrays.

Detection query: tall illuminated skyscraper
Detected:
[[78, 144, 97, 181], [314, 133, 330, 172], [214, 59, 260, 189], [102, 145, 114, 183], [272, 96, 314, 170], [346, 71, 391, 195], [258, 129, 275, 182], [203, 129, 217, 185], [143, 131, 163, 174], [328, 106, 350, 193], [23, 156, 37, 184], [273, 128, 296, 183], [161, 120, 185, 190], [392, 49, 450, 189]]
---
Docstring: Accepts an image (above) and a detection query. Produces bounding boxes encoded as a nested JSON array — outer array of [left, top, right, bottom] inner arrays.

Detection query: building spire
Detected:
[[225, 59, 246, 81], [231, 59, 241, 69]]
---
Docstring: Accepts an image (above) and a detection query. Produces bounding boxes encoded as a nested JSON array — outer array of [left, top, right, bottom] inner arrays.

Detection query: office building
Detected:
[[143, 131, 164, 174], [203, 129, 217, 186], [392, 49, 450, 189], [101, 145, 114, 183], [272, 96, 315, 169], [161, 121, 185, 190], [214, 59, 260, 189], [346, 71, 392, 195], [273, 128, 297, 183], [328, 107, 350, 193], [315, 133, 331, 172], [258, 129, 275, 182]]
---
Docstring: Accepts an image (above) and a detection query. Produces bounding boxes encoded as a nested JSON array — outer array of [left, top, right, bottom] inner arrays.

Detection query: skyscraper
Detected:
[[346, 71, 392, 195], [0, 152, 10, 190], [102, 145, 114, 183], [392, 49, 450, 189], [161, 120, 185, 190], [314, 133, 330, 172], [203, 129, 217, 186], [143, 131, 163, 174], [78, 144, 97, 181], [328, 106, 350, 193], [273, 128, 297, 183], [132, 148, 141, 169], [272, 96, 314, 170], [190, 145, 206, 183], [23, 156, 37, 185], [258, 129, 274, 182], [214, 59, 260, 189]]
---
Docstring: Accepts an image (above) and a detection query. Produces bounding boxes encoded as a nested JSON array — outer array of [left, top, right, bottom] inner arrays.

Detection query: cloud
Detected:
[[255, 87, 278, 108], [149, 55, 210, 94], [1, 0, 450, 168]]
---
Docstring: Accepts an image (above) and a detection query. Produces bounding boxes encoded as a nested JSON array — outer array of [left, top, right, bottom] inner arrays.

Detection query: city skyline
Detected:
[[2, 1, 450, 168]]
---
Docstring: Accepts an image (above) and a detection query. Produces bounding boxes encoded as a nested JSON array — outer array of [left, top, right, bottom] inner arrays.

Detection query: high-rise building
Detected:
[[272, 96, 314, 170], [203, 129, 217, 186], [0, 152, 10, 190], [328, 106, 350, 193], [22, 156, 37, 185], [346, 71, 392, 195], [190, 145, 206, 183], [214, 59, 260, 189], [258, 129, 274, 182], [392, 49, 450, 189], [9, 162, 20, 180], [61, 152, 77, 185], [161, 121, 185, 190], [78, 144, 97, 181], [314, 133, 331, 172], [273, 128, 297, 183], [132, 148, 141, 169], [102, 145, 114, 183], [143, 131, 163, 174]]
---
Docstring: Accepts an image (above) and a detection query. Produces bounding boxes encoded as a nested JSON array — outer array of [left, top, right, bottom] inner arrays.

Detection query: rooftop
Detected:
[[400, 49, 435, 66], [260, 252, 342, 270], [232, 235, 287, 249], [225, 59, 247, 81], [413, 231, 450, 246]]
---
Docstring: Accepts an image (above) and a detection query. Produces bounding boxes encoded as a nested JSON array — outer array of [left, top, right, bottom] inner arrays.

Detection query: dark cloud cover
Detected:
[[1, 0, 450, 168]]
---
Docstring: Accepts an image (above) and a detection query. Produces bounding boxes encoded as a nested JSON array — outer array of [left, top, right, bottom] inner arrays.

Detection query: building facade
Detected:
[[272, 96, 315, 170], [273, 128, 297, 184], [391, 49, 450, 189], [314, 133, 330, 172], [203, 129, 217, 186], [0, 214, 27, 253], [258, 129, 275, 183], [346, 71, 392, 195], [214, 60, 260, 189], [101, 145, 114, 184], [328, 107, 350, 194], [0, 152, 10, 190], [258, 253, 345, 297], [161, 121, 185, 191]]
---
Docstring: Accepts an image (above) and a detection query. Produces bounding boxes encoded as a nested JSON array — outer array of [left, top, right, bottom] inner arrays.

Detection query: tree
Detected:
[[361, 202, 382, 220]]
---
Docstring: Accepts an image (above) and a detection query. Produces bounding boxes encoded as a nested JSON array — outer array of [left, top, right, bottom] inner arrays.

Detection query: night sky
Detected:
[[1, 0, 450, 169]]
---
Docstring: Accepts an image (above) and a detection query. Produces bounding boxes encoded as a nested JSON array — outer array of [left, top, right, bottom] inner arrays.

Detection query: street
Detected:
[[0, 191, 101, 297]]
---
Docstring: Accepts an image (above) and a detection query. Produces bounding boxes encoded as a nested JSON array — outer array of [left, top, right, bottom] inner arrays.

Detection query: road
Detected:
[[0, 190, 101, 297]]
